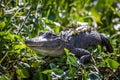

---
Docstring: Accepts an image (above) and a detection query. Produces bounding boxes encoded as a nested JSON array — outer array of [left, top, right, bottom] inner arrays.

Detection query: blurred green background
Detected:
[[0, 0, 120, 80]]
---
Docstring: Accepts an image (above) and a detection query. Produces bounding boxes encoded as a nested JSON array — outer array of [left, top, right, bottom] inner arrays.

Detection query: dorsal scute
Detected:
[[60, 22, 96, 39], [76, 25, 91, 32], [72, 23, 95, 35]]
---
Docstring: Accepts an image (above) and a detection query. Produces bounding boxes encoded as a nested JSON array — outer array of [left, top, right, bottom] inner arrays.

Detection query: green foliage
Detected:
[[0, 0, 120, 80], [99, 59, 120, 69]]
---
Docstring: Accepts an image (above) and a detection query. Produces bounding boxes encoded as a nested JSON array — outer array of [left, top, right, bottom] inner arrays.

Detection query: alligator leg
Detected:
[[79, 55, 91, 64], [100, 34, 113, 53], [69, 48, 91, 64]]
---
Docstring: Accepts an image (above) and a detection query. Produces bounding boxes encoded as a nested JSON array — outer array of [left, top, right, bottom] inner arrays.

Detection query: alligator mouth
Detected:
[[25, 39, 63, 49], [25, 39, 64, 57]]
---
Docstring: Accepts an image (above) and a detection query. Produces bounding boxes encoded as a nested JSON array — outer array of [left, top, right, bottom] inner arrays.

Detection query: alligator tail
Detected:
[[100, 34, 114, 53]]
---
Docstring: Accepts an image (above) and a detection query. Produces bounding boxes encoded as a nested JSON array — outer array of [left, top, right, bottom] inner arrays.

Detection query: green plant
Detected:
[[0, 0, 120, 80]]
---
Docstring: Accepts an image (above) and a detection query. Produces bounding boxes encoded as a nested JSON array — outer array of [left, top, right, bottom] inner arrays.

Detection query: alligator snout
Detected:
[[25, 39, 36, 46], [25, 39, 32, 44]]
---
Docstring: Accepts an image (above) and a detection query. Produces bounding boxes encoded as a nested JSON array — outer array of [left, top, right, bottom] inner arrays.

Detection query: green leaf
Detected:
[[42, 70, 52, 74], [0, 32, 14, 40], [16, 69, 30, 78], [99, 59, 120, 69], [54, 26, 60, 33], [53, 68, 64, 76], [64, 48, 69, 56], [32, 71, 43, 80], [64, 48, 79, 67], [0, 75, 7, 80], [31, 61, 41, 68], [106, 59, 120, 69], [0, 22, 6, 29], [6, 33, 14, 40], [14, 44, 26, 50], [88, 72, 102, 80], [0, 8, 3, 16], [50, 63, 57, 69], [67, 55, 79, 67], [90, 8, 102, 24]]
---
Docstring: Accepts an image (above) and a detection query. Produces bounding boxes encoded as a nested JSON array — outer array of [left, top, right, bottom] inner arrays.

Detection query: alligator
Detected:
[[25, 24, 113, 63]]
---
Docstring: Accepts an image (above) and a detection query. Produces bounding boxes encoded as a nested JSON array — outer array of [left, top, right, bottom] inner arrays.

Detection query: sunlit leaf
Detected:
[[106, 59, 120, 69], [64, 48, 69, 56], [67, 55, 79, 67], [90, 8, 102, 24], [99, 59, 120, 69], [14, 44, 26, 50], [16, 69, 30, 78], [31, 61, 41, 68], [0, 0, 119, 79], [0, 22, 6, 29], [42, 70, 52, 74]]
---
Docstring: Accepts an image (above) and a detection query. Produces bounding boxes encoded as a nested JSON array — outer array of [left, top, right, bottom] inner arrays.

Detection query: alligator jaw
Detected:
[[25, 36, 65, 57]]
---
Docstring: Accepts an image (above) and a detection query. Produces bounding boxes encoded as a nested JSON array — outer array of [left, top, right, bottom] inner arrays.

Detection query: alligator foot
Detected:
[[79, 55, 91, 64], [68, 48, 91, 64]]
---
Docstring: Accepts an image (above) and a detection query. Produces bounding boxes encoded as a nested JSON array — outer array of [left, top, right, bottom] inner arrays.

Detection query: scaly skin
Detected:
[[25, 24, 113, 63]]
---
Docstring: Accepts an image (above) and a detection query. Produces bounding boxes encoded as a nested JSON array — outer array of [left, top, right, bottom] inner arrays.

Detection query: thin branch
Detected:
[[17, 9, 31, 34]]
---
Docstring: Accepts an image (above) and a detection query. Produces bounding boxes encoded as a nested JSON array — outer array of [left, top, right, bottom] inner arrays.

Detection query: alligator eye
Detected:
[[39, 31, 44, 35], [45, 32, 58, 38]]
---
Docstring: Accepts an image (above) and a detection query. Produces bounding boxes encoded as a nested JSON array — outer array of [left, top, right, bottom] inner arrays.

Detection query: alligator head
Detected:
[[25, 31, 65, 57]]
